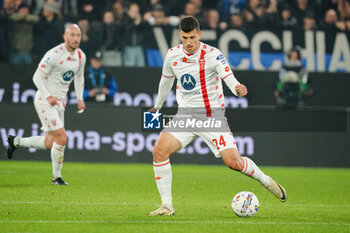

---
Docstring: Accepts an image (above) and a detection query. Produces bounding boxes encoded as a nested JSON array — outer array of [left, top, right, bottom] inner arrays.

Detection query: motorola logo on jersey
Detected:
[[180, 74, 196, 90], [62, 70, 75, 81]]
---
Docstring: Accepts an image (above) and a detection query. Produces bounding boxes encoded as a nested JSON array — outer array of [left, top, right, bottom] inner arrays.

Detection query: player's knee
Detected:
[[54, 132, 67, 146], [44, 136, 53, 150], [45, 141, 53, 150], [152, 145, 168, 162]]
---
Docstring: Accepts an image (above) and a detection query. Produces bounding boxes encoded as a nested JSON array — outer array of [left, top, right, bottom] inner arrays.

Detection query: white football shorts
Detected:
[[166, 130, 237, 158], [34, 93, 65, 132]]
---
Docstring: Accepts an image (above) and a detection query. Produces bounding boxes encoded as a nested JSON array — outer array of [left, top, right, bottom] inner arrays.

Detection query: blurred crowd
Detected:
[[0, 0, 350, 66]]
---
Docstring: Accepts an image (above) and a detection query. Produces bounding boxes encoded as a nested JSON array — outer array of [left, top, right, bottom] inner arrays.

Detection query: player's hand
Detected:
[[235, 84, 248, 97], [77, 99, 85, 114], [47, 96, 59, 106], [148, 108, 158, 112]]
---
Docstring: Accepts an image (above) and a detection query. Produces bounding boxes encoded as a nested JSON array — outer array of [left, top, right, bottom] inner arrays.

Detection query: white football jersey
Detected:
[[162, 42, 239, 115], [37, 43, 86, 99]]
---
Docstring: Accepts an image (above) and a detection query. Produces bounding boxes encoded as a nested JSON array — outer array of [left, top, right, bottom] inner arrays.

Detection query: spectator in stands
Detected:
[[321, 9, 347, 31], [60, 0, 79, 21], [0, 0, 16, 62], [77, 18, 100, 60], [79, 0, 108, 22], [121, 3, 147, 67], [230, 13, 244, 29], [244, 1, 279, 29], [8, 3, 39, 64], [181, 2, 205, 25], [202, 9, 219, 30], [303, 10, 317, 30], [2, 0, 16, 16], [279, 4, 298, 30], [275, 46, 312, 107], [144, 4, 180, 26], [34, 1, 64, 60], [293, 0, 314, 27], [216, 0, 246, 24], [98, 10, 122, 66], [111, 0, 125, 24], [84, 50, 118, 102]]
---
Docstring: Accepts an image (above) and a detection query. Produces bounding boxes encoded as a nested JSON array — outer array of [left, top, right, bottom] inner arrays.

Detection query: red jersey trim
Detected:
[[199, 49, 212, 117], [222, 73, 233, 80], [162, 74, 175, 78]]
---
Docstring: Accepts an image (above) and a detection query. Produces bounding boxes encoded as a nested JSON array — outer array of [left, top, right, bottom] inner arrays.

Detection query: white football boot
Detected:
[[263, 176, 287, 202], [147, 205, 175, 216]]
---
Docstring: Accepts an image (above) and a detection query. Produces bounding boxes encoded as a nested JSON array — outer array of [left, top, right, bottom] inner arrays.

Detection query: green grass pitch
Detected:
[[0, 161, 349, 233]]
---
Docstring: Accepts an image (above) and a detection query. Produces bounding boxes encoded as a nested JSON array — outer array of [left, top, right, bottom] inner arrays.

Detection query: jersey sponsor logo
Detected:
[[180, 74, 196, 90], [62, 70, 75, 81]]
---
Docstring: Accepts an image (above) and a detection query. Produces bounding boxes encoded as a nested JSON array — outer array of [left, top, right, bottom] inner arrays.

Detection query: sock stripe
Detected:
[[153, 160, 170, 167], [242, 157, 248, 173], [54, 146, 63, 152], [248, 169, 255, 177]]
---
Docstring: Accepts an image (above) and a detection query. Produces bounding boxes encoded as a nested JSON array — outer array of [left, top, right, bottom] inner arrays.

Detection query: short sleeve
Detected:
[[213, 51, 233, 80], [38, 50, 57, 74], [161, 50, 176, 78]]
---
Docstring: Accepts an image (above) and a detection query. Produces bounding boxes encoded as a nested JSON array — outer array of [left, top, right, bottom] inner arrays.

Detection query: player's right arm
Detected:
[[153, 50, 176, 110], [33, 50, 58, 106]]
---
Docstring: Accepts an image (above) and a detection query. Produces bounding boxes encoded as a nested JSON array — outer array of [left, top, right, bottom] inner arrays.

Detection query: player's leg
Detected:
[[6, 132, 54, 159], [221, 148, 287, 202], [148, 132, 183, 216], [48, 127, 68, 185]]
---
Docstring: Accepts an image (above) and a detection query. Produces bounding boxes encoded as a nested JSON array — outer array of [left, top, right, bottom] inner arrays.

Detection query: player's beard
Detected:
[[67, 39, 80, 51]]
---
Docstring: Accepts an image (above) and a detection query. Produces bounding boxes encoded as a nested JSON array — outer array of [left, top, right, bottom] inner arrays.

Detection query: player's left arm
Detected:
[[75, 50, 86, 113], [213, 51, 247, 97]]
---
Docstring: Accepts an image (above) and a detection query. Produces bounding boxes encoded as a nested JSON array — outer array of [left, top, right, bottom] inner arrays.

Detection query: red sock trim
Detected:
[[153, 160, 170, 167]]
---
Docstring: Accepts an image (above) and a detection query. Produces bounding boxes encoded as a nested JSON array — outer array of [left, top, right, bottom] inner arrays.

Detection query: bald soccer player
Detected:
[[6, 24, 86, 185]]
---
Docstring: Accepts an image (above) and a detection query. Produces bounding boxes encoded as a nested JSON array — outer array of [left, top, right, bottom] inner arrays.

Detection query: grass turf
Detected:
[[0, 161, 349, 233]]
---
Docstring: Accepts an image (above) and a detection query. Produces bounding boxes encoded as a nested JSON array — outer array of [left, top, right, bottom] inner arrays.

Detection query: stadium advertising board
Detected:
[[1, 104, 349, 167]]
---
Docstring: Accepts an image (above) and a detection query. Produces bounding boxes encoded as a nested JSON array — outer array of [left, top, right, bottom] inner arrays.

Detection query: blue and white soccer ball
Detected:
[[231, 191, 259, 217]]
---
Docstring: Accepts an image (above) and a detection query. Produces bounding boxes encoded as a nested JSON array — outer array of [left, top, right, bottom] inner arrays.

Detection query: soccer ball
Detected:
[[231, 191, 259, 217]]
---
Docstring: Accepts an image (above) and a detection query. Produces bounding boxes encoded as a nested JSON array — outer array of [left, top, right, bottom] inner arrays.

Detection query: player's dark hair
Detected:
[[179, 16, 200, 32]]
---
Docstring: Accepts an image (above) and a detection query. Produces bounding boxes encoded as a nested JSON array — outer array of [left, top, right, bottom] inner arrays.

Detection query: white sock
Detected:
[[15, 136, 46, 150], [241, 157, 270, 186], [153, 159, 173, 209], [51, 142, 65, 178]]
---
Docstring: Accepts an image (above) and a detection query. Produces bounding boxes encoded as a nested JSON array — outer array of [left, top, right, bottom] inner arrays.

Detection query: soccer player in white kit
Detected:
[[6, 24, 86, 185], [148, 16, 287, 216]]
